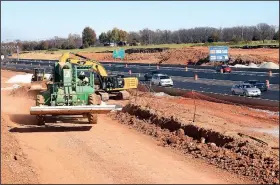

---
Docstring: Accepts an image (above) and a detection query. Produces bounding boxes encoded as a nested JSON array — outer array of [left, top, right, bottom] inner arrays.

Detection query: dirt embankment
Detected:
[[12, 46, 279, 65], [109, 96, 279, 184], [1, 111, 39, 184]]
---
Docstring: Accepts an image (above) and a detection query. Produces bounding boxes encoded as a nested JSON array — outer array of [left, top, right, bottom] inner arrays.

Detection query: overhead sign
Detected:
[[113, 48, 125, 60], [209, 46, 229, 62]]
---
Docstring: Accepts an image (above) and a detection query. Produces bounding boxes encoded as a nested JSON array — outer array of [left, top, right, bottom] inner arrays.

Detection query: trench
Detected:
[[112, 103, 279, 184], [123, 104, 234, 147]]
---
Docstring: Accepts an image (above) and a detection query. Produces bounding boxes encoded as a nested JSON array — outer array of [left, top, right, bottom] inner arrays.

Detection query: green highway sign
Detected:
[[113, 48, 125, 59]]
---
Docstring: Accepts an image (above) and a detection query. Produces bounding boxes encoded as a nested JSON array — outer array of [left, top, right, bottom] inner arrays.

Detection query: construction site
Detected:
[[1, 49, 279, 183], [1, 1, 280, 185]]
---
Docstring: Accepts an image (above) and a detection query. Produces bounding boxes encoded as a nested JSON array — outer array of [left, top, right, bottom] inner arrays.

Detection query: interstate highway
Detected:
[[2, 62, 278, 101]]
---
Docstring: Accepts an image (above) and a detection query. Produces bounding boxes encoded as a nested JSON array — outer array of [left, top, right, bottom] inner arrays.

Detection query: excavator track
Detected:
[[97, 92, 109, 101], [118, 90, 130, 100]]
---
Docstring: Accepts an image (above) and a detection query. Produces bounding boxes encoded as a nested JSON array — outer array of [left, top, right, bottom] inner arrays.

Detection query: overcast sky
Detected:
[[1, 1, 279, 41]]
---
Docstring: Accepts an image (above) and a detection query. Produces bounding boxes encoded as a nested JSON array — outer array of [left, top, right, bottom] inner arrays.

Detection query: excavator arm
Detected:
[[59, 52, 108, 77]]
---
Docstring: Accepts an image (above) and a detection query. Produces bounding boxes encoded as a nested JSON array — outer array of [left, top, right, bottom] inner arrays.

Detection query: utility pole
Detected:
[[16, 45, 19, 61]]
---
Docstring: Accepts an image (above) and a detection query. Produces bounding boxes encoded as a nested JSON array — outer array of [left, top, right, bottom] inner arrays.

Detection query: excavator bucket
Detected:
[[30, 104, 122, 115]]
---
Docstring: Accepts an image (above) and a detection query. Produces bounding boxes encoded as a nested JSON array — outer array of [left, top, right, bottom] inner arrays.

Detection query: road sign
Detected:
[[209, 46, 229, 62], [113, 48, 125, 60]]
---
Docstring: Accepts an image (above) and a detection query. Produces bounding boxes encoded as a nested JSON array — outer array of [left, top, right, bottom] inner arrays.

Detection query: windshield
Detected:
[[160, 76, 170, 79], [243, 85, 253, 88]]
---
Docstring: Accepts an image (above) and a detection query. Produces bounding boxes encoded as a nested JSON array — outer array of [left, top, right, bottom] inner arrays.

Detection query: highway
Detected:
[[110, 71, 279, 101], [1, 60, 279, 101]]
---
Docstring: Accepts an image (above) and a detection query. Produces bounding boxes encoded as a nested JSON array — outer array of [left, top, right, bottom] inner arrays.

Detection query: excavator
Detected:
[[29, 52, 138, 101]]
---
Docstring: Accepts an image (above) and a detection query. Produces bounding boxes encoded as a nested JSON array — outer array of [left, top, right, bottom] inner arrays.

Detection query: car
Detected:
[[144, 70, 160, 81], [216, 65, 232, 73], [231, 83, 261, 97], [243, 80, 268, 92], [151, 74, 173, 87]]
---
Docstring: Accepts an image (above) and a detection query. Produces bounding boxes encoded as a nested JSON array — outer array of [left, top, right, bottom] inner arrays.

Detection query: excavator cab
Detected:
[[31, 68, 46, 82], [29, 68, 48, 92]]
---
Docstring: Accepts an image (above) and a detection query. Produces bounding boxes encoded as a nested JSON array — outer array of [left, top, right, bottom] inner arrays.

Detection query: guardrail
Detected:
[[140, 84, 279, 111]]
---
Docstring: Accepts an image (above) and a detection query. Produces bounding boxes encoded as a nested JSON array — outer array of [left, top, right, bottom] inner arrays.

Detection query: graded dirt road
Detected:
[[1, 71, 251, 184]]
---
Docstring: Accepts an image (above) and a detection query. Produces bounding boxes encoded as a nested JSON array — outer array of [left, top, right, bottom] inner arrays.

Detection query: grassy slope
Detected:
[[22, 40, 279, 54]]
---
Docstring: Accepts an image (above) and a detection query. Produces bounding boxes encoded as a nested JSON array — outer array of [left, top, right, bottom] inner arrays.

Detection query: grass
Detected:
[[25, 40, 279, 54]]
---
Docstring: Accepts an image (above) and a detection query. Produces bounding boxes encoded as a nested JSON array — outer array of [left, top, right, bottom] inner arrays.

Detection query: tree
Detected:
[[83, 42, 89, 48], [99, 32, 108, 44], [82, 27, 96, 46], [118, 30, 128, 41], [256, 23, 273, 43], [273, 30, 279, 41], [111, 27, 120, 43], [207, 32, 219, 43]]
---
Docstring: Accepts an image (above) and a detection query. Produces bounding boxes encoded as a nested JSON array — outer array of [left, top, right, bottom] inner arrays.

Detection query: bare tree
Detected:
[[256, 23, 274, 43]]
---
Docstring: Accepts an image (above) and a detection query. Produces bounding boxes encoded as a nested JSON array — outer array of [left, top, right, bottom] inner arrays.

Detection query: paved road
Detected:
[[105, 64, 279, 84], [2, 63, 279, 101], [110, 71, 279, 101]]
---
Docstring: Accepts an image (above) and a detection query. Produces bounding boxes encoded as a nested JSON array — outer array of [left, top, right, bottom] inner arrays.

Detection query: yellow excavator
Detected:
[[30, 52, 138, 101]]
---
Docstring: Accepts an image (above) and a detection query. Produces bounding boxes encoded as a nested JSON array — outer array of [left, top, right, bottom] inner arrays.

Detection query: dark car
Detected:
[[243, 80, 268, 91], [144, 70, 160, 81], [216, 65, 232, 73]]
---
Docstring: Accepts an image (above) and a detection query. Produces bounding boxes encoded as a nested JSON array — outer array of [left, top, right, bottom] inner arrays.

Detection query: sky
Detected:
[[1, 1, 279, 42]]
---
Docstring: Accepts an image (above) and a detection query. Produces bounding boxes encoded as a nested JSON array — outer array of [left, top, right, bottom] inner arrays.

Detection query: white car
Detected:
[[151, 74, 173, 87], [231, 83, 261, 97]]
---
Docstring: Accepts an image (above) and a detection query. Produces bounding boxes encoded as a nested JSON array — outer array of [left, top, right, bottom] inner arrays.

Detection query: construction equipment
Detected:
[[30, 68, 49, 91], [59, 52, 138, 101], [30, 60, 122, 125]]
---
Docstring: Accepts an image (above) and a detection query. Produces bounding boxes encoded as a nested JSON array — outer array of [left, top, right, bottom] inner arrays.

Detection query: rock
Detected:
[[200, 137, 205, 144], [176, 129, 185, 138]]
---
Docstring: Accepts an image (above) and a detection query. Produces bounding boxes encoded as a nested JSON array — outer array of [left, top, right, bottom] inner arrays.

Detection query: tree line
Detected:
[[1, 23, 279, 53]]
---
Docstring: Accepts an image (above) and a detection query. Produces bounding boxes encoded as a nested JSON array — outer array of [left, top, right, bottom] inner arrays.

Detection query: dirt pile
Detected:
[[158, 48, 209, 65], [110, 103, 279, 184], [1, 113, 39, 184]]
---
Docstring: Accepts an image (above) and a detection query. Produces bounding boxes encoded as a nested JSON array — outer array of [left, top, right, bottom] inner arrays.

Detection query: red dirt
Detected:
[[1, 69, 254, 184], [12, 46, 279, 65]]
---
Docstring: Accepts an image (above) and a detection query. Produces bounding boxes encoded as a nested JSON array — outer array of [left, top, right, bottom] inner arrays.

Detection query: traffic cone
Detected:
[[194, 74, 198, 80], [266, 80, 270, 88]]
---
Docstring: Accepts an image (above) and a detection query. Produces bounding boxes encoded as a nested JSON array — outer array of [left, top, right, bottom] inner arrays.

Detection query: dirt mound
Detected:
[[110, 103, 279, 184], [158, 48, 209, 65]]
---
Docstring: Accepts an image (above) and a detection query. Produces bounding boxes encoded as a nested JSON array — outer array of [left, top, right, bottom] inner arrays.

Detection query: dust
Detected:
[[1, 85, 39, 183]]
